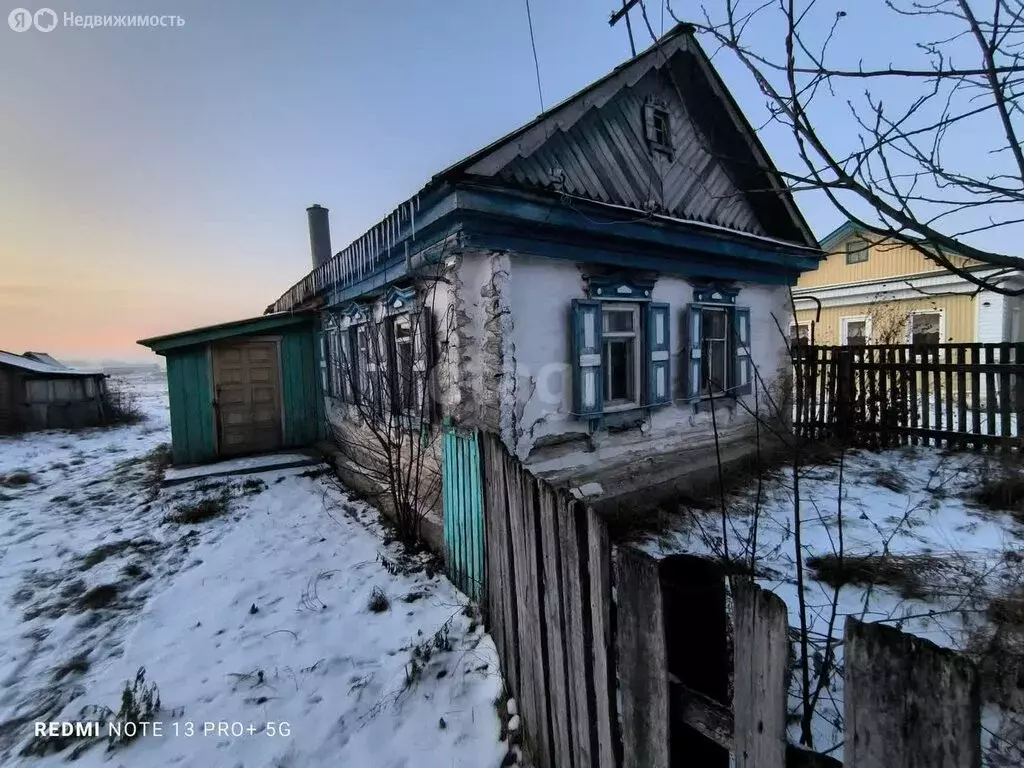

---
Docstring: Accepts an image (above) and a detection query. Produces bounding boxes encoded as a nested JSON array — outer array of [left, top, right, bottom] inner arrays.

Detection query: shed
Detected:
[[0, 351, 108, 433], [138, 312, 325, 465]]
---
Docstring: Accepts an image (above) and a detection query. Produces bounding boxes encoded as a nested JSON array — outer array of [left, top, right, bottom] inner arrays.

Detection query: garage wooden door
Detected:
[[212, 341, 283, 456]]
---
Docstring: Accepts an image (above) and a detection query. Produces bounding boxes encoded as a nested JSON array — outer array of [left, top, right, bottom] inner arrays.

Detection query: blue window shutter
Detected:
[[318, 332, 329, 396], [684, 304, 703, 401], [571, 299, 604, 416], [645, 302, 670, 406], [733, 306, 752, 396]]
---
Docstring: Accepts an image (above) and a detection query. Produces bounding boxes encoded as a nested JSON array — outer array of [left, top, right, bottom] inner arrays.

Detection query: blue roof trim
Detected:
[[315, 184, 817, 308]]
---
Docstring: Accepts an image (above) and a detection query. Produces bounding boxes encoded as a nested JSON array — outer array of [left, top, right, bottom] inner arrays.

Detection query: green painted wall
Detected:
[[166, 347, 216, 465], [280, 326, 326, 446], [163, 324, 324, 466]]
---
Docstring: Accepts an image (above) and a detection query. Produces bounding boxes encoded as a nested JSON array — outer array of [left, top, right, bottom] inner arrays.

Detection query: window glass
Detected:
[[701, 308, 729, 393], [846, 240, 869, 264], [601, 304, 640, 407], [911, 313, 940, 345], [393, 317, 416, 412], [846, 320, 867, 345]]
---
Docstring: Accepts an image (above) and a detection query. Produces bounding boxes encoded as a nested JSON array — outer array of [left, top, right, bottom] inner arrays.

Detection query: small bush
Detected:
[[102, 385, 145, 426], [974, 472, 1024, 519], [367, 586, 390, 613], [806, 553, 948, 600], [1, 470, 35, 487]]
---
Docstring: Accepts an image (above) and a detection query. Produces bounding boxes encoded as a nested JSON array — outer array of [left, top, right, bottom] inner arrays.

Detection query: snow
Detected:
[[639, 444, 1024, 762], [0, 371, 507, 767]]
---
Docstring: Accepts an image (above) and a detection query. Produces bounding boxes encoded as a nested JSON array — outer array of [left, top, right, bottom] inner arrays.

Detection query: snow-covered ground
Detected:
[[0, 371, 507, 767], [640, 444, 1024, 764]]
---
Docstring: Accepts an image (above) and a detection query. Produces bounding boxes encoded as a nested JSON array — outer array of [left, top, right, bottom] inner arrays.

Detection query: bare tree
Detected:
[[642, 0, 1024, 294], [322, 264, 454, 549]]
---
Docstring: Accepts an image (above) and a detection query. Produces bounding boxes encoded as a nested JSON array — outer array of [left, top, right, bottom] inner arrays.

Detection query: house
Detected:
[[0, 351, 108, 433], [137, 313, 325, 466], [792, 221, 1024, 347], [267, 24, 823, 535]]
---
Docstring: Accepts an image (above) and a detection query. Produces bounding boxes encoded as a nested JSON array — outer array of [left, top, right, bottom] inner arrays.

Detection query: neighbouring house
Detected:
[[0, 351, 108, 433], [267, 24, 824, 539], [137, 313, 325, 465], [793, 220, 1024, 347]]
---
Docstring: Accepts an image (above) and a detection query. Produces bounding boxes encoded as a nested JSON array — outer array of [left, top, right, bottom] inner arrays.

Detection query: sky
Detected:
[[1, 1, 1016, 362]]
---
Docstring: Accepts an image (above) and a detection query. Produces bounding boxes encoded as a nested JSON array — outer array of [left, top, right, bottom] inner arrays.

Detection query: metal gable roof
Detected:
[[137, 311, 317, 355], [0, 351, 103, 376]]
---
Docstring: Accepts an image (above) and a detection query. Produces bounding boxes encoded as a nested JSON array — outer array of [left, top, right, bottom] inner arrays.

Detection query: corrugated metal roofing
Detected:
[[0, 351, 103, 376]]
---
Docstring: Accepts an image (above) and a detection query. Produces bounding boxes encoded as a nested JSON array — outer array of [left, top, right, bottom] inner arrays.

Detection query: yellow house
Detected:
[[793, 222, 1024, 347]]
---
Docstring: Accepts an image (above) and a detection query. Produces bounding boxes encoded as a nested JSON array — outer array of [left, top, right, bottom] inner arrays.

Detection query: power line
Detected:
[[524, 0, 545, 113]]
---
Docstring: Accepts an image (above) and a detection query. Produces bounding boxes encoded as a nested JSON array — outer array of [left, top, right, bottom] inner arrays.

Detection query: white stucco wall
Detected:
[[502, 254, 792, 483]]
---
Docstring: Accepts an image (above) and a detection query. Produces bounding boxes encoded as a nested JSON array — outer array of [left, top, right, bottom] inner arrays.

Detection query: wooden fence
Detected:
[[794, 342, 1024, 449], [473, 432, 987, 767], [479, 431, 617, 768], [621, 550, 984, 768]]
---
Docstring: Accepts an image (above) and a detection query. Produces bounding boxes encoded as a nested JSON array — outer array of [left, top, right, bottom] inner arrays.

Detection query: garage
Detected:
[[138, 312, 324, 465]]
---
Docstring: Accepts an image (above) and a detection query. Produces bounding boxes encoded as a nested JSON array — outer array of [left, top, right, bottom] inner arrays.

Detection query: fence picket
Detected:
[[733, 583, 788, 768], [844, 618, 981, 768], [985, 345, 997, 451], [792, 343, 1024, 451]]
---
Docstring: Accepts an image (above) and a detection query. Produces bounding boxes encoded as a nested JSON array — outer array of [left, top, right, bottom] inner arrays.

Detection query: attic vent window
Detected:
[[644, 100, 672, 156]]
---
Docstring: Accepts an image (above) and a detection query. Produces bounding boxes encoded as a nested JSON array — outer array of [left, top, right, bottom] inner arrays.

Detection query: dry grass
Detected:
[[1, 470, 36, 488], [164, 494, 228, 525], [806, 553, 950, 600]]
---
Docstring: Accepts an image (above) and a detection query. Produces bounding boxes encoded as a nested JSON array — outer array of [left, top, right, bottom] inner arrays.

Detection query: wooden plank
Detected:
[[1000, 343, 1012, 442], [506, 457, 548, 766], [1015, 344, 1024, 441], [538, 486, 572, 768], [933, 346, 943, 449], [944, 346, 954, 449], [733, 582, 788, 768], [670, 680, 732, 748], [586, 507, 616, 768], [614, 546, 669, 768], [877, 347, 890, 448], [481, 434, 515, 694], [971, 346, 982, 447], [817, 345, 828, 437], [986, 345, 998, 450], [909, 346, 920, 446], [521, 473, 552, 766], [844, 617, 981, 768], [921, 344, 929, 444], [560, 498, 593, 768], [957, 346, 969, 450]]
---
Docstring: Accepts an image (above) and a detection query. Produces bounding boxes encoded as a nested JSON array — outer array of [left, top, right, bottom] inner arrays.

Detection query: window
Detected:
[[701, 308, 730, 394], [845, 239, 869, 264], [356, 324, 379, 414], [790, 323, 812, 346], [842, 317, 869, 346], [682, 286, 752, 403], [571, 298, 671, 417], [602, 304, 640, 409], [391, 314, 418, 413], [644, 99, 673, 155], [910, 312, 940, 346]]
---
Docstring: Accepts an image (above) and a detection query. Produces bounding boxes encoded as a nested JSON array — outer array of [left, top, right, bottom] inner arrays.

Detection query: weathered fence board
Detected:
[[844, 617, 981, 768], [793, 343, 1024, 450], [560, 498, 593, 768], [537, 486, 572, 768], [478, 433, 614, 768], [587, 506, 616, 768], [614, 546, 669, 768], [733, 582, 789, 768]]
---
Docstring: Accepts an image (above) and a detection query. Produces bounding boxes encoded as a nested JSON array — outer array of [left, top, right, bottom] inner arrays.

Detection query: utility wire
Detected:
[[524, 0, 545, 112]]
